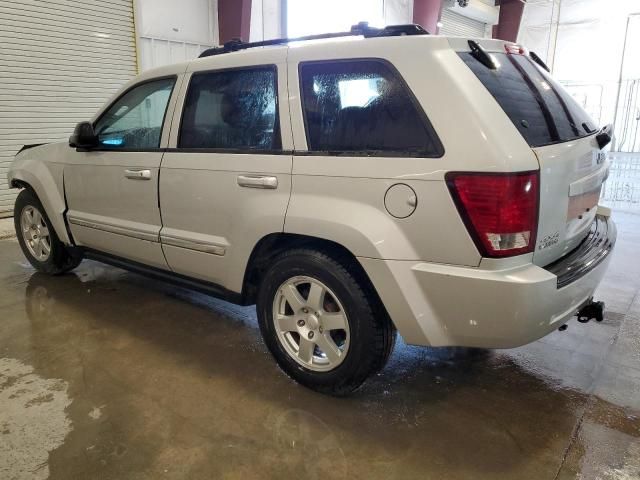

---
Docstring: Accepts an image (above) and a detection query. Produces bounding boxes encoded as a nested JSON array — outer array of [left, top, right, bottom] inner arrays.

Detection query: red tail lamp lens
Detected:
[[446, 171, 539, 258]]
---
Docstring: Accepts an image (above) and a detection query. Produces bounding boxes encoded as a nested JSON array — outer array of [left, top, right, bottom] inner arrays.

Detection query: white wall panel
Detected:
[[135, 0, 218, 70], [384, 0, 413, 26], [250, 0, 413, 42], [138, 37, 212, 72], [0, 0, 137, 215]]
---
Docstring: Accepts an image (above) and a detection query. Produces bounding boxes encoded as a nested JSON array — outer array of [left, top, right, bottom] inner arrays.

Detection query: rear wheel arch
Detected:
[[242, 233, 392, 323]]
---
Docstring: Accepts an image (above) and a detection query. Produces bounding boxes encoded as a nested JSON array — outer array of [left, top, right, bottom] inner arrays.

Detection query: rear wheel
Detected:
[[257, 248, 396, 395], [14, 189, 82, 275]]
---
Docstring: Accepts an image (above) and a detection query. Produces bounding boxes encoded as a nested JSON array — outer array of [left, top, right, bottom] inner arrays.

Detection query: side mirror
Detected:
[[69, 122, 99, 149]]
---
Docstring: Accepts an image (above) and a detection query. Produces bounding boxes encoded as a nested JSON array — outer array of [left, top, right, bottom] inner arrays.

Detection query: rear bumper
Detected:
[[544, 214, 616, 288], [359, 215, 616, 349]]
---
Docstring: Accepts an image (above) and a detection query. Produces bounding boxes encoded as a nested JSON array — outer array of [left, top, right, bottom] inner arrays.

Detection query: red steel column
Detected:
[[218, 0, 252, 43], [493, 0, 526, 43], [413, 0, 445, 35]]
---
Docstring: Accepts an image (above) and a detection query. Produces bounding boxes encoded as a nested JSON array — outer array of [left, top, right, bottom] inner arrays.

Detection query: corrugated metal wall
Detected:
[[439, 9, 486, 38], [0, 0, 138, 215]]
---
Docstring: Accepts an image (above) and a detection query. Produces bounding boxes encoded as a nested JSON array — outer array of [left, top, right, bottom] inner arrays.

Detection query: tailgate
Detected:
[[452, 38, 610, 265], [533, 136, 609, 266]]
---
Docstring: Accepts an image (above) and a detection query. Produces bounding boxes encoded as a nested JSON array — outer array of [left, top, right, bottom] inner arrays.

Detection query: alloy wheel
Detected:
[[272, 276, 350, 372]]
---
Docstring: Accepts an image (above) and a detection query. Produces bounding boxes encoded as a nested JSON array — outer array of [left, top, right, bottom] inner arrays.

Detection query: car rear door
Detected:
[[159, 47, 293, 291], [64, 76, 181, 268]]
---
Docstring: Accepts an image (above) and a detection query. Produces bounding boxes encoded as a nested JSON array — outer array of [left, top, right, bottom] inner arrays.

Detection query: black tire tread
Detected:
[[14, 188, 82, 275], [257, 247, 396, 396]]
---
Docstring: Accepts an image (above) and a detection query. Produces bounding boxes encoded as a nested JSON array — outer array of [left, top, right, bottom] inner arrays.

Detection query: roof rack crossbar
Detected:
[[199, 22, 429, 58]]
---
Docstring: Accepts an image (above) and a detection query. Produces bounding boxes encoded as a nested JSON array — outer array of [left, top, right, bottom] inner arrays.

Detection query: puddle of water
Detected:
[[0, 357, 72, 480]]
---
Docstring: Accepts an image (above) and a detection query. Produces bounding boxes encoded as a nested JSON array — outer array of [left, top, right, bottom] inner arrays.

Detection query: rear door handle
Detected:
[[237, 175, 278, 189], [124, 169, 151, 180]]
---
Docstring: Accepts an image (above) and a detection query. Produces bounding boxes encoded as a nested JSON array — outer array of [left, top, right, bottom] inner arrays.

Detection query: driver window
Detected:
[[94, 77, 175, 149]]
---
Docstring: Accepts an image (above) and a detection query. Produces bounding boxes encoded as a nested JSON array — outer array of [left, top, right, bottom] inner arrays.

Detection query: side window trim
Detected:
[[91, 75, 178, 152], [297, 58, 444, 158], [176, 64, 283, 153]]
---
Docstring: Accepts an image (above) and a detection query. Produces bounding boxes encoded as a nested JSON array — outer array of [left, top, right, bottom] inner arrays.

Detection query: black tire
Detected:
[[14, 188, 83, 275], [257, 248, 396, 396]]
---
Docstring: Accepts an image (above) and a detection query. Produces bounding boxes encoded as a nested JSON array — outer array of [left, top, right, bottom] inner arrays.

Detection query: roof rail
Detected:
[[198, 22, 429, 58]]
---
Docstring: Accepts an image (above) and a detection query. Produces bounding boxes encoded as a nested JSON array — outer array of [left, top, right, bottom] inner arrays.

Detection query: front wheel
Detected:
[[14, 189, 83, 275], [256, 249, 396, 395]]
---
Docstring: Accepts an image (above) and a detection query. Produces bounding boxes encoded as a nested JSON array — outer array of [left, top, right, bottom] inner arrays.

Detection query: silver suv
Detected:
[[8, 25, 616, 394]]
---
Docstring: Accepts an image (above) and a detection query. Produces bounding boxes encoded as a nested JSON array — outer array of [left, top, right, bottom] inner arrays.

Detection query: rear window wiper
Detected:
[[468, 40, 496, 70], [582, 122, 597, 134]]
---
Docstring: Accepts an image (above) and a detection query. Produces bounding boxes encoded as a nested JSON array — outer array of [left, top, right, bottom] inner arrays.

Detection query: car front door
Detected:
[[65, 76, 180, 268], [159, 48, 293, 291]]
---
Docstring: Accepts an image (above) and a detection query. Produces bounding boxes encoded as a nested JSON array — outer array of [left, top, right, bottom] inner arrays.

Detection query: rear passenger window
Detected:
[[299, 60, 443, 156], [179, 67, 281, 150]]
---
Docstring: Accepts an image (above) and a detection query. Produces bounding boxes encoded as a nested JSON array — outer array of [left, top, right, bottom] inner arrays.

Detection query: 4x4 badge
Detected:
[[539, 232, 560, 250]]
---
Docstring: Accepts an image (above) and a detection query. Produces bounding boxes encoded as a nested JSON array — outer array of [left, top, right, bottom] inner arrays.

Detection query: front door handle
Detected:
[[237, 175, 278, 189], [124, 169, 151, 180]]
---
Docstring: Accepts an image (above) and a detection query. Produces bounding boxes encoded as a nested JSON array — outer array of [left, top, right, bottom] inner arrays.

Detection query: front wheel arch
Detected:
[[14, 189, 83, 275]]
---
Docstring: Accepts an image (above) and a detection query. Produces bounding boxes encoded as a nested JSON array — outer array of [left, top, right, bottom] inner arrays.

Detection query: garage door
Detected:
[[0, 0, 138, 216], [439, 9, 486, 38]]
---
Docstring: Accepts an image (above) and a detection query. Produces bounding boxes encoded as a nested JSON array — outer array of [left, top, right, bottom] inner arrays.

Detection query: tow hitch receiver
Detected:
[[576, 299, 605, 323]]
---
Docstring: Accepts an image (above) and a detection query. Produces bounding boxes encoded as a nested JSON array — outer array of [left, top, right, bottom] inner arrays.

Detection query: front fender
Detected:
[[8, 143, 71, 245]]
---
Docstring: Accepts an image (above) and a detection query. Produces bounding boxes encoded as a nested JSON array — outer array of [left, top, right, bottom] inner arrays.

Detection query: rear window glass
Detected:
[[459, 52, 596, 148], [299, 60, 443, 156]]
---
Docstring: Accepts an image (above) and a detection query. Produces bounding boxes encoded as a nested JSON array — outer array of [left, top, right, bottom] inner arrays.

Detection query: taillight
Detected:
[[446, 171, 539, 258]]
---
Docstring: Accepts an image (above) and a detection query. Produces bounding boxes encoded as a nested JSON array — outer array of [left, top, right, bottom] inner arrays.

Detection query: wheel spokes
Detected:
[[40, 238, 51, 256], [32, 209, 42, 225], [315, 333, 342, 364], [306, 282, 325, 312], [297, 337, 315, 363], [321, 311, 348, 331], [273, 276, 350, 372], [33, 239, 43, 257], [20, 206, 51, 261], [282, 283, 305, 312], [275, 313, 299, 333]]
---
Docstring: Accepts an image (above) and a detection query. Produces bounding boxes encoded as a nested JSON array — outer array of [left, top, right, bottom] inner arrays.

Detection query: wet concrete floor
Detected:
[[1, 212, 639, 479]]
